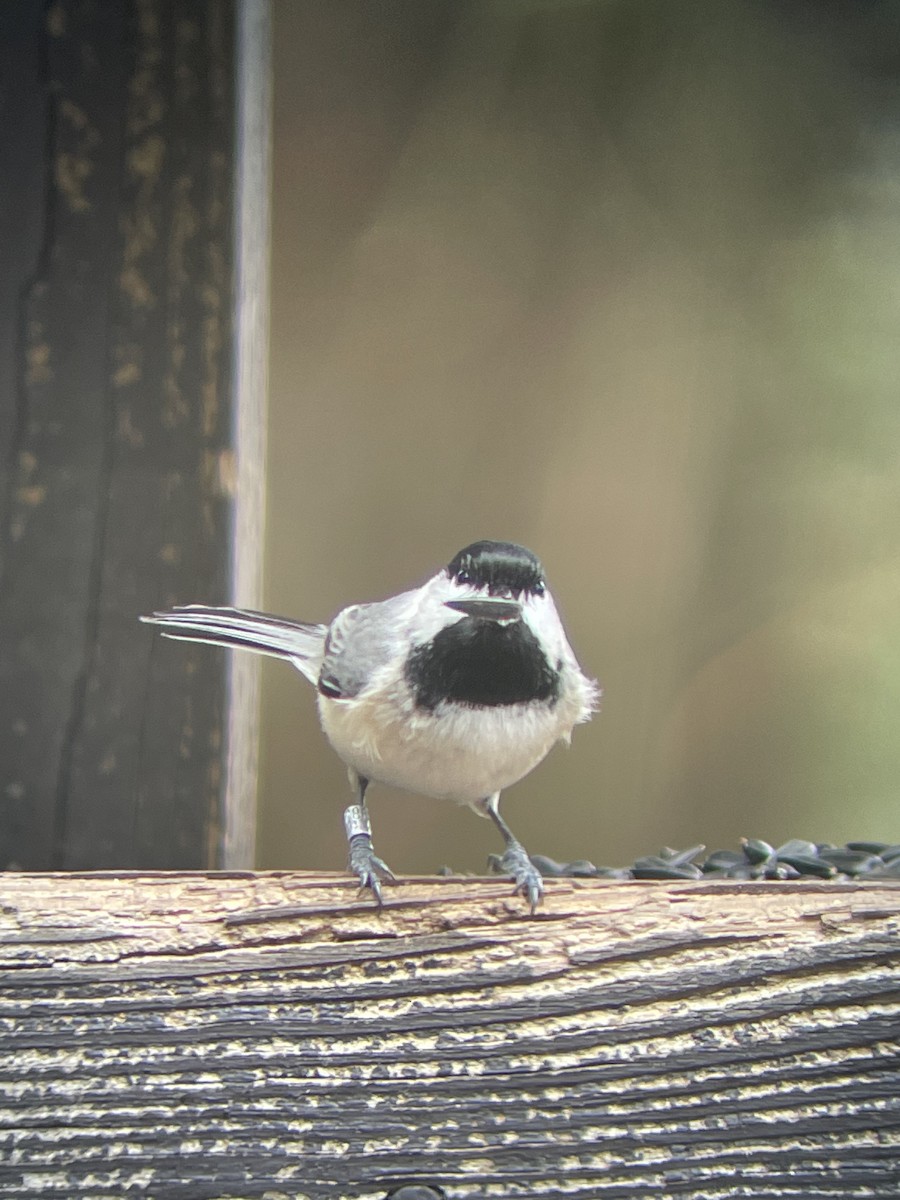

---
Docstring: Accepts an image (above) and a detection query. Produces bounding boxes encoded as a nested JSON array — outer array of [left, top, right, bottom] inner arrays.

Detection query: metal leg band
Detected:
[[343, 803, 372, 841]]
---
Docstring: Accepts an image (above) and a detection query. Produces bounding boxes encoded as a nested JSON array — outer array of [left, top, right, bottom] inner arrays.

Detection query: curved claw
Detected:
[[488, 842, 544, 914], [348, 837, 396, 906]]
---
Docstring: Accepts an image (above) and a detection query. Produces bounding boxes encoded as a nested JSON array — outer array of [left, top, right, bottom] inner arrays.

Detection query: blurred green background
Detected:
[[257, 0, 900, 875]]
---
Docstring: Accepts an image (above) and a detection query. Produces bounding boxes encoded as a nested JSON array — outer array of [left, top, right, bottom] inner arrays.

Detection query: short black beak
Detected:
[[445, 598, 522, 623]]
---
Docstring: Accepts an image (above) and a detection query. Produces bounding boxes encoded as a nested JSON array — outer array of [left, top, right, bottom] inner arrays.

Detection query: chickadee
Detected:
[[142, 540, 599, 911]]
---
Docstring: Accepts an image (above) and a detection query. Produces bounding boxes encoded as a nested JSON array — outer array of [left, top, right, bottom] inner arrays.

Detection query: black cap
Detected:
[[447, 540, 545, 597]]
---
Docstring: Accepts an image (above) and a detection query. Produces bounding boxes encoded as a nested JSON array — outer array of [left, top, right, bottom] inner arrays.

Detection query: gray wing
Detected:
[[141, 605, 328, 684], [317, 590, 416, 699]]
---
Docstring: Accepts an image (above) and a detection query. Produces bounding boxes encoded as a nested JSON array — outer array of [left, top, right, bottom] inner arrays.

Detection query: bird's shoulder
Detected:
[[317, 588, 419, 700]]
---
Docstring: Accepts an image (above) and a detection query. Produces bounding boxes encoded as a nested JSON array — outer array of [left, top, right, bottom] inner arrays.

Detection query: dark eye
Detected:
[[533, 580, 545, 595], [456, 568, 472, 584]]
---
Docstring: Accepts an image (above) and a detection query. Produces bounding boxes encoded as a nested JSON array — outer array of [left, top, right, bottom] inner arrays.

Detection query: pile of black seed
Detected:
[[528, 839, 900, 882]]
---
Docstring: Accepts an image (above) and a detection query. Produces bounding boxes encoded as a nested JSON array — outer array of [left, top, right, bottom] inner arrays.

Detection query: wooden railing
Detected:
[[2, 872, 898, 1198]]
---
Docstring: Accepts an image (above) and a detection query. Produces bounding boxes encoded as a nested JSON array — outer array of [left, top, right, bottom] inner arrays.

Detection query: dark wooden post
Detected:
[[2, 874, 898, 1198], [0, 0, 247, 871]]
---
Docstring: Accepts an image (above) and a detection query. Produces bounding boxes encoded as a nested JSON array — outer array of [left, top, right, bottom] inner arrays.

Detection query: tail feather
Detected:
[[141, 605, 327, 683]]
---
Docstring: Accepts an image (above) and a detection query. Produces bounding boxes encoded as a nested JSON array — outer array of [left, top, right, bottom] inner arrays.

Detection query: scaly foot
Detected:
[[348, 835, 396, 904], [489, 840, 544, 913]]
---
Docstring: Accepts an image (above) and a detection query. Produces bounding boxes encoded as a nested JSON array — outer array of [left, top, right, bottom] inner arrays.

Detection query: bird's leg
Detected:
[[481, 793, 544, 913], [343, 775, 395, 905]]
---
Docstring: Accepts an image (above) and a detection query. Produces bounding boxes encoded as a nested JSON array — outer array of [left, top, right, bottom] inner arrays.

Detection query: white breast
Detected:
[[317, 668, 592, 806]]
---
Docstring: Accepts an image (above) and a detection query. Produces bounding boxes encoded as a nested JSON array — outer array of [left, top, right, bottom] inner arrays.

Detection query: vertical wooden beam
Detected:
[[224, 0, 271, 869], [0, 1, 238, 869], [0, 0, 49, 866]]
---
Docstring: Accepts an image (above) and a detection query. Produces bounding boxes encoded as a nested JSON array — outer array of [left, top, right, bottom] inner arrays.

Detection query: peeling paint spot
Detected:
[[99, 751, 117, 775], [116, 407, 145, 447], [54, 102, 100, 214], [55, 152, 93, 213], [19, 451, 37, 474], [26, 343, 53, 385], [5, 782, 25, 801], [17, 485, 47, 507], [12, 720, 27, 737], [45, 1, 65, 36], [159, 544, 180, 566], [201, 452, 229, 511], [129, 133, 165, 180], [120, 264, 155, 309], [113, 362, 141, 388], [162, 374, 188, 429], [216, 449, 237, 497], [60, 99, 94, 135], [120, 209, 159, 308]]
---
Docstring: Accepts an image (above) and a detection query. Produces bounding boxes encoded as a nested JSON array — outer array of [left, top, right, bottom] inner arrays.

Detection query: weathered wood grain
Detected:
[[1, 873, 898, 1198], [0, 0, 235, 872]]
